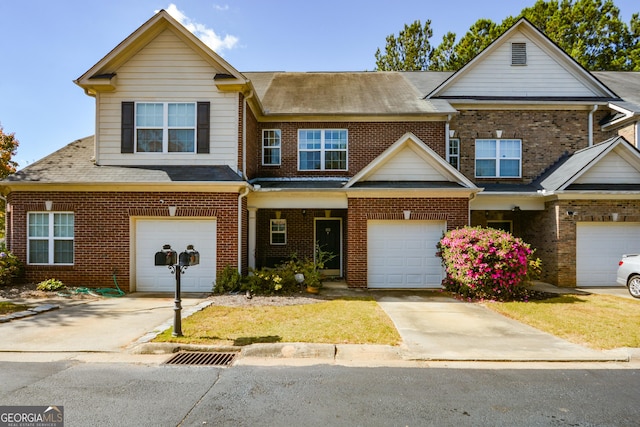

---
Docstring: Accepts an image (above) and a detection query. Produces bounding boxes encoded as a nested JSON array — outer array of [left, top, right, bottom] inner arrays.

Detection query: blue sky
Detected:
[[1, 1, 637, 168]]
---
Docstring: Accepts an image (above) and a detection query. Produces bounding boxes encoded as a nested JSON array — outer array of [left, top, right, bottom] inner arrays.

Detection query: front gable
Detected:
[[345, 132, 476, 189], [428, 19, 617, 100], [540, 137, 640, 191], [74, 10, 249, 168], [75, 10, 246, 94]]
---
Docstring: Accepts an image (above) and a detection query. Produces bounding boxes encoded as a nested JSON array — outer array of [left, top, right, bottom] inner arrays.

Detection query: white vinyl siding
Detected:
[[368, 146, 448, 181], [575, 150, 640, 184], [439, 32, 603, 98], [95, 28, 239, 166]]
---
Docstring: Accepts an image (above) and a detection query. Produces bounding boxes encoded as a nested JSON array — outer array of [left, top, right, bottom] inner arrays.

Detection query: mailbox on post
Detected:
[[155, 244, 176, 266], [155, 244, 199, 337]]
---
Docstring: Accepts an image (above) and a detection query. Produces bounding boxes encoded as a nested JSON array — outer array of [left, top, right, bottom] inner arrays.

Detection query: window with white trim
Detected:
[[448, 138, 460, 170], [270, 219, 287, 245], [136, 102, 196, 153], [298, 129, 347, 170], [28, 212, 74, 265], [475, 139, 521, 178], [262, 129, 281, 166]]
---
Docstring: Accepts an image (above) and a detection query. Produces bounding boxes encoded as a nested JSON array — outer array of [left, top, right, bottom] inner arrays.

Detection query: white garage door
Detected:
[[576, 222, 640, 287], [368, 220, 445, 289], [135, 219, 217, 292]]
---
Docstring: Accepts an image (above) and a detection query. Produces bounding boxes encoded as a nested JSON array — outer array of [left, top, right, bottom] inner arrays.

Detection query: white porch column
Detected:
[[248, 208, 257, 270]]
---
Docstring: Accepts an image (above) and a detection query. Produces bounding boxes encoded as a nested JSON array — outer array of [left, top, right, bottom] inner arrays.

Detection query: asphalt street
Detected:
[[1, 361, 639, 426]]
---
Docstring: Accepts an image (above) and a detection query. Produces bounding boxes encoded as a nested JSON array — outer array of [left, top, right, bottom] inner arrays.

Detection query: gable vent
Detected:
[[511, 43, 527, 65]]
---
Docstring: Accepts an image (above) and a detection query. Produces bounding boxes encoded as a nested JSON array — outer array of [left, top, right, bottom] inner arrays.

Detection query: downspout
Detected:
[[445, 114, 452, 154], [238, 89, 254, 274], [238, 186, 250, 273], [242, 90, 254, 180], [588, 105, 598, 147], [0, 193, 8, 251]]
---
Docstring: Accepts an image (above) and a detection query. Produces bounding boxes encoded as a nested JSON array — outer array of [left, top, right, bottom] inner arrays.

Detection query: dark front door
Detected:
[[315, 219, 341, 275]]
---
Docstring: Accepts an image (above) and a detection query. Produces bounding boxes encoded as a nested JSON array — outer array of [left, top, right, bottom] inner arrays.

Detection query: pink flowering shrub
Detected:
[[437, 226, 541, 301]]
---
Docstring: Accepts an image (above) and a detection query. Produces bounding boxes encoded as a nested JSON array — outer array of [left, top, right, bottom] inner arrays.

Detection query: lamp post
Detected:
[[155, 244, 199, 337]]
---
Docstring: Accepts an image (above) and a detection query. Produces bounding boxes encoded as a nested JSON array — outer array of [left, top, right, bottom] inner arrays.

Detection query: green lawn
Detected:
[[154, 296, 401, 346], [484, 294, 640, 349], [0, 301, 28, 315]]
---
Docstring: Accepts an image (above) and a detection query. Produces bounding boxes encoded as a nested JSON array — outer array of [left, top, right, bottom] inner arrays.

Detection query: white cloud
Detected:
[[214, 4, 229, 12], [163, 4, 238, 53]]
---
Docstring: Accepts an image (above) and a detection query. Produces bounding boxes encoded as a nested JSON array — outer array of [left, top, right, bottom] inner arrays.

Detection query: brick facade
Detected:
[[251, 121, 444, 179], [347, 197, 469, 287], [451, 109, 616, 184], [6, 191, 239, 291], [254, 208, 348, 271]]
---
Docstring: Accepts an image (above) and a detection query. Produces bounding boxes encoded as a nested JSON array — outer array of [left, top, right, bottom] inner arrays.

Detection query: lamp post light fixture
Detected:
[[154, 244, 199, 337]]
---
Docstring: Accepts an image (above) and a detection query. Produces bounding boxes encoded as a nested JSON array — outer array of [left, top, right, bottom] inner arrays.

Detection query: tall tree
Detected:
[[375, 20, 433, 71], [0, 126, 19, 239], [375, 0, 639, 71], [0, 126, 19, 179]]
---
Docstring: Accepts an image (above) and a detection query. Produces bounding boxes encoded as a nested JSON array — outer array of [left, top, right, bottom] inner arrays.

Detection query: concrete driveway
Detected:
[[0, 294, 210, 353], [376, 292, 629, 362]]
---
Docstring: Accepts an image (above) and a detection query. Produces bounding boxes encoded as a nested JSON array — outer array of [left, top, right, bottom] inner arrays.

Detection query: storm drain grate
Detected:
[[163, 351, 237, 367]]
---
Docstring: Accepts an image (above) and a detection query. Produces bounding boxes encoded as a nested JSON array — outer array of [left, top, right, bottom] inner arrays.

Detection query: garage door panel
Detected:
[[577, 223, 640, 287], [368, 220, 445, 289], [135, 219, 216, 292]]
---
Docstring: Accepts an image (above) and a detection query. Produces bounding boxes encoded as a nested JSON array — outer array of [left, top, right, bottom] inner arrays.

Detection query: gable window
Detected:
[[447, 138, 460, 170], [298, 129, 348, 171], [28, 212, 74, 265], [270, 219, 287, 245], [512, 42, 527, 65], [475, 139, 521, 178], [135, 102, 196, 153], [263, 129, 281, 166]]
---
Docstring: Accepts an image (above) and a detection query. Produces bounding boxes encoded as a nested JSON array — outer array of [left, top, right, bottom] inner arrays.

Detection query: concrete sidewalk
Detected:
[[1, 284, 636, 364]]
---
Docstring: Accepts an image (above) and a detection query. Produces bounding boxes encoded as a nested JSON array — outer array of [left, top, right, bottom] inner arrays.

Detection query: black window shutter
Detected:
[[197, 102, 210, 154], [121, 102, 135, 153]]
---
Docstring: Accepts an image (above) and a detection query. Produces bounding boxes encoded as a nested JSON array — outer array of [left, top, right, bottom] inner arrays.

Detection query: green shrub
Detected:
[[437, 226, 541, 301], [36, 278, 66, 291], [242, 244, 337, 295], [213, 265, 242, 293], [0, 247, 23, 286]]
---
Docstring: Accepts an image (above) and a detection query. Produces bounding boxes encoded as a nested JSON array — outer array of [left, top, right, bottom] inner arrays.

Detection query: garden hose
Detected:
[[56, 273, 125, 298]]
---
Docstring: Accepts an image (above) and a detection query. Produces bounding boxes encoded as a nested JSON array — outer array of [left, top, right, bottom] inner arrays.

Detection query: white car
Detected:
[[616, 254, 640, 299]]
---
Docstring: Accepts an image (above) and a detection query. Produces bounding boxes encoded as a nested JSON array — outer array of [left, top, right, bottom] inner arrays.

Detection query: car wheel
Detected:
[[627, 274, 640, 299]]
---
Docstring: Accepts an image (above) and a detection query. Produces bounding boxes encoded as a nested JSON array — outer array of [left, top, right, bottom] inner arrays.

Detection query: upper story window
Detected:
[[298, 129, 348, 171], [475, 139, 521, 178], [447, 138, 460, 170], [263, 130, 281, 166], [136, 102, 196, 153], [122, 101, 209, 154], [27, 212, 74, 265]]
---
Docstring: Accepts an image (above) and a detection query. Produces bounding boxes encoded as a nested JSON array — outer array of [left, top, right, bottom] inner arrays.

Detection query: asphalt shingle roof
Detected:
[[5, 136, 242, 183]]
